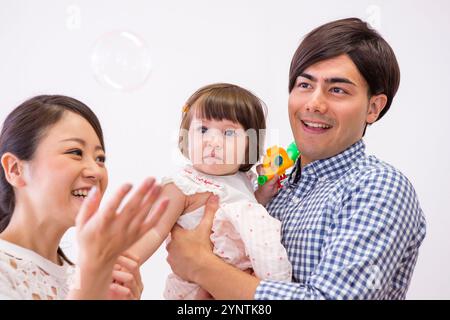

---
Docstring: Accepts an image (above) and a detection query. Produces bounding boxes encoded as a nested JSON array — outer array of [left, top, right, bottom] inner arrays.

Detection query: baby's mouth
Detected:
[[203, 155, 223, 164], [203, 149, 223, 161]]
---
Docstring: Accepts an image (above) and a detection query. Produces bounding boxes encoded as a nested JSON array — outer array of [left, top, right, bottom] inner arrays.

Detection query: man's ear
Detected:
[[366, 94, 388, 124], [1, 152, 26, 188]]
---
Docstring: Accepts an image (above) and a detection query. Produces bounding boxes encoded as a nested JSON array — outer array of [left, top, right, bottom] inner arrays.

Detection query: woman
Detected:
[[0, 95, 169, 299]]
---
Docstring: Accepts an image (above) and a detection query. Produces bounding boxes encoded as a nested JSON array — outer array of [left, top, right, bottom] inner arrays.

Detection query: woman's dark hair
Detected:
[[0, 95, 105, 264], [179, 83, 267, 172], [289, 17, 400, 124]]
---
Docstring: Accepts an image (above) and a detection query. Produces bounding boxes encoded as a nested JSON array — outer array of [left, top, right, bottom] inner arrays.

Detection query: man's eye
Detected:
[[331, 87, 346, 94], [298, 82, 311, 89], [66, 149, 82, 157], [224, 129, 236, 137]]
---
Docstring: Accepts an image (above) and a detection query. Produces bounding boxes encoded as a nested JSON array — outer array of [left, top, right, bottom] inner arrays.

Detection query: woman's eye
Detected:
[[224, 129, 236, 137], [66, 149, 82, 157], [96, 155, 106, 163], [200, 126, 208, 134]]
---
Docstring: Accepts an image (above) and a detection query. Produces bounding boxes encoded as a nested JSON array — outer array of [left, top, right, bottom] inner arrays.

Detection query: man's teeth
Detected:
[[72, 189, 89, 197], [303, 121, 331, 129]]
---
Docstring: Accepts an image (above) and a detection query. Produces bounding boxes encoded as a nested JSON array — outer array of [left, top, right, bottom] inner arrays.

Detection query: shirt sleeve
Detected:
[[255, 166, 426, 300]]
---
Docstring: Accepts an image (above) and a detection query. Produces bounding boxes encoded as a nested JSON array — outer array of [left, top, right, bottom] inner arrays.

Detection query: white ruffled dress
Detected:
[[162, 165, 292, 300]]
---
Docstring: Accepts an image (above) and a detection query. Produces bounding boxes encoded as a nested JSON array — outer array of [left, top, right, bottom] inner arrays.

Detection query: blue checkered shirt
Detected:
[[254, 139, 426, 300]]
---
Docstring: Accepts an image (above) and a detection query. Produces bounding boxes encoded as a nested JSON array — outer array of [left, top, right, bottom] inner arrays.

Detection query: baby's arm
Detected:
[[254, 165, 280, 206], [254, 176, 279, 207], [129, 183, 186, 265]]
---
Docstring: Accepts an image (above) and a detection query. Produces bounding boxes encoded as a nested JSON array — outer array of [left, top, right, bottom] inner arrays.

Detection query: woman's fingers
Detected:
[[118, 252, 141, 269], [117, 253, 144, 297], [119, 178, 155, 223], [108, 282, 132, 300], [116, 254, 141, 284], [112, 254, 144, 299], [127, 184, 162, 232], [102, 183, 133, 222], [138, 197, 169, 238], [112, 270, 133, 283], [112, 270, 140, 299], [76, 186, 101, 227], [139, 184, 162, 214], [77, 179, 165, 274]]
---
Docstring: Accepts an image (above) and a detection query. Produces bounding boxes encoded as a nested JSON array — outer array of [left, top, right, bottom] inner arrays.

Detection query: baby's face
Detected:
[[188, 116, 247, 176]]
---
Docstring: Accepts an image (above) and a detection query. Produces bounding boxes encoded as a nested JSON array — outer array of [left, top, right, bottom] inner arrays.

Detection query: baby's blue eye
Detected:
[[224, 129, 236, 137]]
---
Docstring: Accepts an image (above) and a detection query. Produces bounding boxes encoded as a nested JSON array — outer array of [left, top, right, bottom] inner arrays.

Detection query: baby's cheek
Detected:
[[188, 142, 204, 165], [234, 145, 247, 164], [239, 137, 248, 160]]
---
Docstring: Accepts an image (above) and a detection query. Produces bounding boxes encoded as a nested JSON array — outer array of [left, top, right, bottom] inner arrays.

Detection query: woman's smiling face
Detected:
[[22, 111, 108, 227]]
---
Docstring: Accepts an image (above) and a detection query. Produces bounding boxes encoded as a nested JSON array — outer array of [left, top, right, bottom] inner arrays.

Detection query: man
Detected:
[[166, 18, 426, 299]]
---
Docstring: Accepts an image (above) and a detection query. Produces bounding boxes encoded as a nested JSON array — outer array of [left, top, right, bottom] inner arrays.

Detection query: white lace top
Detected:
[[0, 239, 75, 300]]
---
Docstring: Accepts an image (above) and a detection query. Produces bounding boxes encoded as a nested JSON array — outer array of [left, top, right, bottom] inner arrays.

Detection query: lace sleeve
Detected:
[[0, 261, 24, 299], [0, 251, 72, 300]]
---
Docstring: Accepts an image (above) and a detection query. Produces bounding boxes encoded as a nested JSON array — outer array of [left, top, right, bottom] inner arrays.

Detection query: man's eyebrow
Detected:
[[59, 138, 103, 151], [326, 77, 356, 86], [299, 73, 316, 81], [299, 73, 356, 86]]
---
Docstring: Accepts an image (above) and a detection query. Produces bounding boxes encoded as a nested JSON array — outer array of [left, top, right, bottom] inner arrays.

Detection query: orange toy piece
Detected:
[[257, 142, 300, 188]]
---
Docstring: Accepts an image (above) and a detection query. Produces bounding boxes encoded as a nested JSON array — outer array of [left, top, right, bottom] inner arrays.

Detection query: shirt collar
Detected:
[[290, 139, 366, 183]]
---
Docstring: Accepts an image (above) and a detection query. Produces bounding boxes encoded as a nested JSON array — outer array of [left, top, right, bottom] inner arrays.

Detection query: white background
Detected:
[[1, 0, 449, 299]]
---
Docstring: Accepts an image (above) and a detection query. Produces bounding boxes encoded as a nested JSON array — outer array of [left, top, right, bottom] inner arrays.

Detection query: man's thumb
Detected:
[[199, 194, 219, 232]]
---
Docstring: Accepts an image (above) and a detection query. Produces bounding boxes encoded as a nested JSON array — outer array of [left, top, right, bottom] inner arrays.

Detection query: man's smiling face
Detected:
[[288, 54, 386, 167]]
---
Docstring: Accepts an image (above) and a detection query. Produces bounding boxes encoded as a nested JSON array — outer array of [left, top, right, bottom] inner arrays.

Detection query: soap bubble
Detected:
[[91, 31, 152, 91]]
